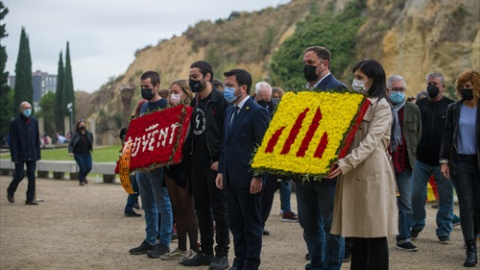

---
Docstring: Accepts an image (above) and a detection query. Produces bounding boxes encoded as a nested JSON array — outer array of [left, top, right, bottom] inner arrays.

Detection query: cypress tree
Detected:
[[13, 27, 33, 114], [63, 41, 74, 130], [0, 1, 13, 141], [54, 51, 65, 132]]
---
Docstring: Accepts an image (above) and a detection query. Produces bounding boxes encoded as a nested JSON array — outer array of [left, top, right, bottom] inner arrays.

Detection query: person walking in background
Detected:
[[440, 70, 480, 267], [7, 101, 41, 205], [181, 61, 230, 270], [387, 75, 422, 252], [410, 72, 455, 244], [68, 119, 94, 186], [216, 69, 270, 270], [327, 59, 398, 270], [297, 46, 346, 270], [161, 80, 199, 262], [128, 71, 173, 259]]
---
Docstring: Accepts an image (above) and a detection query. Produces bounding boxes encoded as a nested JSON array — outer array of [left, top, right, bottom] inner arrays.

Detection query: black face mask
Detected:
[[79, 127, 86, 131], [141, 88, 155, 100], [257, 100, 271, 108], [460, 88, 474, 101], [427, 84, 440, 99], [189, 79, 203, 93], [304, 65, 318, 82]]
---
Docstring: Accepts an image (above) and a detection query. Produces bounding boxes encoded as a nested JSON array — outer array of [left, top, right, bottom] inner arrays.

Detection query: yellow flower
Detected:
[[252, 91, 365, 179]]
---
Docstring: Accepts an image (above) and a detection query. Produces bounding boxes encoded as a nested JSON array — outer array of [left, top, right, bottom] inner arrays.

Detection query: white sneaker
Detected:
[[160, 247, 187, 260], [178, 249, 197, 263]]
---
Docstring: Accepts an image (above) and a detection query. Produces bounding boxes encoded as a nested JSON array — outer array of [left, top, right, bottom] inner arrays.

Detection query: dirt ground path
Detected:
[[0, 176, 469, 270]]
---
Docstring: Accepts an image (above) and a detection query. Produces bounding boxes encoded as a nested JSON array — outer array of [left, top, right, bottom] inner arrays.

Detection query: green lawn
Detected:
[[1, 145, 122, 162]]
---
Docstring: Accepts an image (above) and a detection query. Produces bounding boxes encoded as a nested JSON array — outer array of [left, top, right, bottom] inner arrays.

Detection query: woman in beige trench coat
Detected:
[[327, 59, 398, 270]]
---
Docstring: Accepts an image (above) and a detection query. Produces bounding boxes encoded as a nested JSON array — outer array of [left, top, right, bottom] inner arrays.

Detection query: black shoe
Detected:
[[7, 190, 14, 203], [133, 202, 140, 210], [209, 255, 229, 270], [464, 240, 477, 267], [181, 252, 214, 266], [305, 253, 310, 260], [228, 267, 241, 270], [25, 201, 39, 205], [262, 229, 270, 236], [410, 229, 420, 240], [129, 240, 156, 255], [395, 242, 418, 252], [147, 242, 170, 258], [124, 210, 141, 217]]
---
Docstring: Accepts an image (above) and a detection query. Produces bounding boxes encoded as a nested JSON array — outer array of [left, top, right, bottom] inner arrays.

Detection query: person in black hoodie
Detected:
[[7, 101, 41, 205], [410, 72, 455, 244], [181, 60, 230, 270]]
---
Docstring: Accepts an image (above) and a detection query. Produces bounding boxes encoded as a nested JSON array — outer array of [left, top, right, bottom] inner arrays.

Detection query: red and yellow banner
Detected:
[[251, 91, 370, 180], [114, 104, 192, 173]]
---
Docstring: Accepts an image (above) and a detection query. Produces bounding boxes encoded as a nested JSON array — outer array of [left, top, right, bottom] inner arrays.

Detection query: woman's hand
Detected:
[[326, 164, 342, 179], [441, 163, 450, 179], [69, 153, 73, 157]]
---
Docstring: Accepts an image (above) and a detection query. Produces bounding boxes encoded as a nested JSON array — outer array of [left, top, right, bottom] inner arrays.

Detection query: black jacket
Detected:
[[9, 114, 41, 162], [439, 100, 480, 174], [68, 131, 94, 153], [416, 96, 454, 165], [184, 87, 228, 163]]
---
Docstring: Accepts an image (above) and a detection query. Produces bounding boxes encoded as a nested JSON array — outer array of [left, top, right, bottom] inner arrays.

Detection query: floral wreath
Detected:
[[251, 89, 371, 181]]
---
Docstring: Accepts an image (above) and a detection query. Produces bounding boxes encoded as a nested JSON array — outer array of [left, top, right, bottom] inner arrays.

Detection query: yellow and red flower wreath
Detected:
[[251, 91, 370, 181]]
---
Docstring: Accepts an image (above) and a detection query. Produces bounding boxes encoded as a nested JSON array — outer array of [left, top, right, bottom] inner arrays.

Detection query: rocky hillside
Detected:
[[76, 0, 480, 145]]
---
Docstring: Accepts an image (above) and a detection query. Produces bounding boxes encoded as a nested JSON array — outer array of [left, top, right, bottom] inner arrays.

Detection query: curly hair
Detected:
[[455, 70, 480, 100]]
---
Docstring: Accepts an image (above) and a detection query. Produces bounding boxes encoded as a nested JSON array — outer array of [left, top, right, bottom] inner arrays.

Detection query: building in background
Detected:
[[8, 70, 57, 112]]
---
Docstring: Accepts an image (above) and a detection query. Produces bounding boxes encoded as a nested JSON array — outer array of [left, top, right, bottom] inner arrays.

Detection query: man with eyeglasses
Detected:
[[387, 75, 422, 251]]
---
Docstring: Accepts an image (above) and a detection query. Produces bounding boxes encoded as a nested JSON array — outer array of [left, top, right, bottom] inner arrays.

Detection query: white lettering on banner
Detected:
[[127, 122, 181, 158], [157, 127, 169, 147]]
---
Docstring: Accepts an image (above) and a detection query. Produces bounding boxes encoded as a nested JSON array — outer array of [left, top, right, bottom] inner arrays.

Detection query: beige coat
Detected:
[[331, 97, 398, 237]]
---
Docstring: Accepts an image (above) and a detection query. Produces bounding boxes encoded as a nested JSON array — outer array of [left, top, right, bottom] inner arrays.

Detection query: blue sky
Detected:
[[3, 0, 288, 93]]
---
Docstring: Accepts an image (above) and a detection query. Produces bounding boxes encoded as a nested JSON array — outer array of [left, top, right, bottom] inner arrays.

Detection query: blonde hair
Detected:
[[170, 79, 193, 105], [455, 70, 480, 100]]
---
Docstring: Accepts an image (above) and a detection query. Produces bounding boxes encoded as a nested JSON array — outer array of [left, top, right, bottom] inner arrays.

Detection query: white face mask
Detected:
[[169, 92, 183, 106], [352, 79, 369, 95]]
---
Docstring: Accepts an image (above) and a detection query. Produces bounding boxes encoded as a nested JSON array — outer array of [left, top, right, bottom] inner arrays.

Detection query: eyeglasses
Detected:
[[390, 88, 405, 92], [77, 119, 85, 123]]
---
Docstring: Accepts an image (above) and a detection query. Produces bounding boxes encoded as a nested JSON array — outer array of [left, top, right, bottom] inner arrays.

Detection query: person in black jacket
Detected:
[[7, 101, 41, 205], [440, 70, 480, 267], [181, 60, 230, 270], [68, 119, 94, 186], [410, 72, 455, 244]]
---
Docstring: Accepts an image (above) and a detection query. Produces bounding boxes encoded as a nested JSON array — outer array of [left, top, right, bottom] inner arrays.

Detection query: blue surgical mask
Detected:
[[224, 86, 240, 103], [389, 92, 405, 104], [23, 109, 32, 118]]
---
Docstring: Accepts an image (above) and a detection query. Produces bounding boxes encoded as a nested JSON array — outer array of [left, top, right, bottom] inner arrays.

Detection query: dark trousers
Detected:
[[74, 153, 92, 182], [261, 173, 277, 227], [125, 174, 140, 212], [8, 160, 36, 202], [452, 155, 480, 242], [191, 166, 230, 255], [350, 237, 388, 270], [225, 186, 262, 270]]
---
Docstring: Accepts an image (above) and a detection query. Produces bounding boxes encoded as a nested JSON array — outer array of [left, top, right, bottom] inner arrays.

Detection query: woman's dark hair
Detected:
[[352, 59, 387, 99], [75, 119, 85, 133]]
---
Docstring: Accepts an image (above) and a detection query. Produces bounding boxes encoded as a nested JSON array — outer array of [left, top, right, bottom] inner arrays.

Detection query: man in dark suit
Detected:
[[299, 46, 347, 270], [216, 69, 270, 270]]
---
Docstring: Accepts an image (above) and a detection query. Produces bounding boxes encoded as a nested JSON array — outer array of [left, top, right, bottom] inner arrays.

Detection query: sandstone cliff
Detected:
[[77, 0, 480, 145]]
